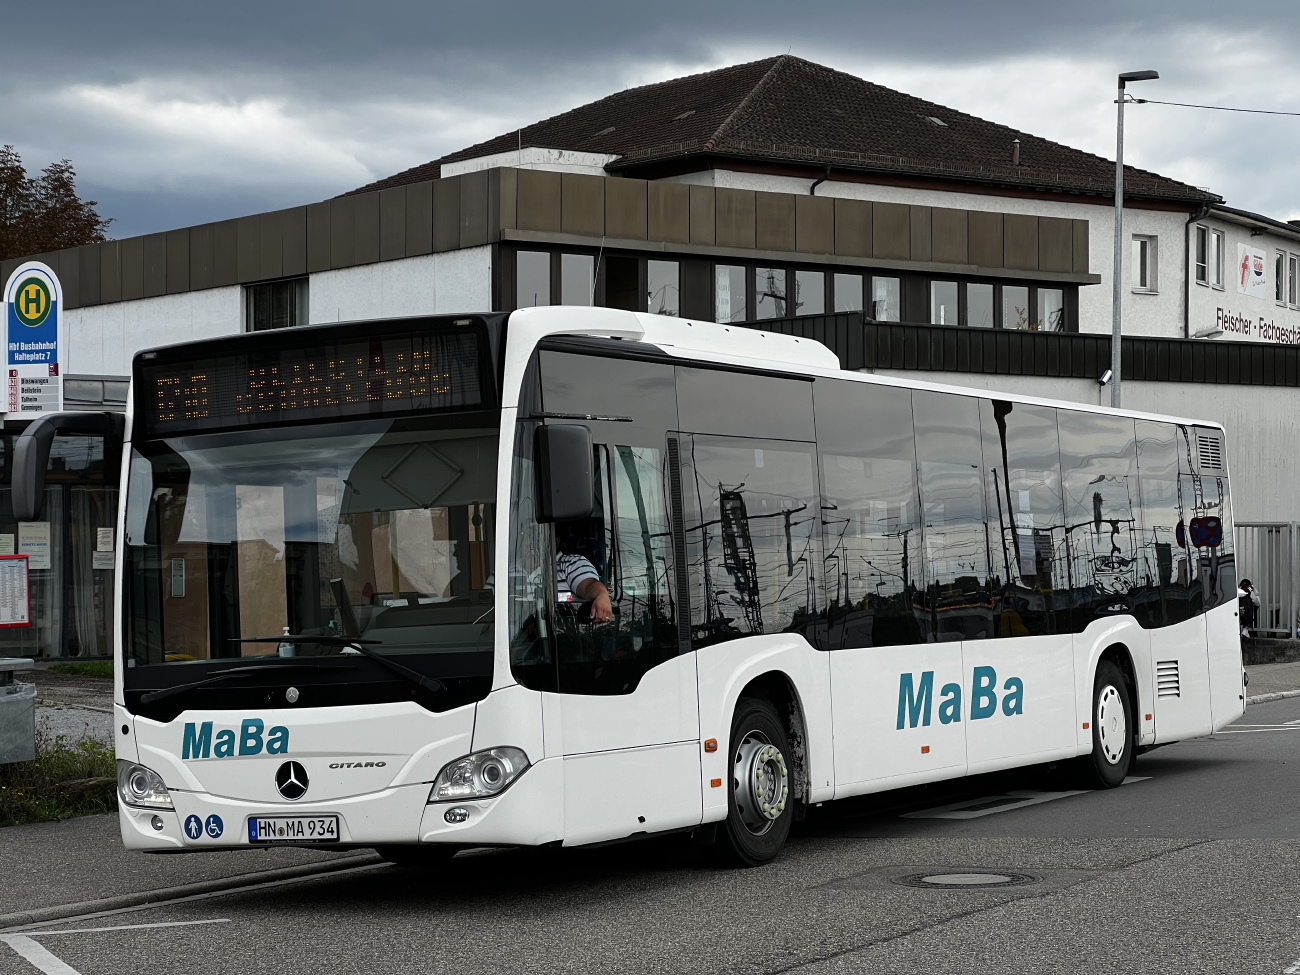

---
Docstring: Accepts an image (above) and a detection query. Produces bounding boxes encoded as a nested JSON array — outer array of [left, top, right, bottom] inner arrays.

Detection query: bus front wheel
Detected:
[[716, 697, 794, 868], [1080, 660, 1134, 789]]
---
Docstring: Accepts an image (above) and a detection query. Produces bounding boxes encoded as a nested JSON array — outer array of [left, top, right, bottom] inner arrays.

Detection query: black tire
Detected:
[[716, 697, 794, 868], [374, 845, 459, 869], [1079, 660, 1134, 789]]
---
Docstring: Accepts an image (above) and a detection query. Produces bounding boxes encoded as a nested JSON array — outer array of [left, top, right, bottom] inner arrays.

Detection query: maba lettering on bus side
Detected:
[[182, 719, 290, 759], [896, 667, 1024, 730]]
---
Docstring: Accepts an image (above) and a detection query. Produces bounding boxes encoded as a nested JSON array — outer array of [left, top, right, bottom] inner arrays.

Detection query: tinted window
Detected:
[[647, 260, 679, 316], [716, 265, 746, 323], [815, 379, 922, 649], [1134, 420, 1186, 627], [982, 400, 1064, 636], [1059, 412, 1138, 630], [912, 391, 991, 642], [834, 273, 863, 313], [796, 271, 825, 315], [675, 367, 815, 442], [755, 268, 787, 319], [517, 251, 550, 307], [680, 436, 819, 648]]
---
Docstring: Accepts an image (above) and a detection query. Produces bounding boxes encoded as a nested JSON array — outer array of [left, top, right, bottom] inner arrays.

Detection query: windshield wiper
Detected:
[[325, 578, 447, 696], [237, 633, 447, 697], [139, 660, 358, 705]]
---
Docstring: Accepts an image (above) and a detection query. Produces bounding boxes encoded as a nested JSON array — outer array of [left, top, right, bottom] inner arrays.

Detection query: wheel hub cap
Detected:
[[1096, 684, 1127, 766], [733, 733, 789, 835]]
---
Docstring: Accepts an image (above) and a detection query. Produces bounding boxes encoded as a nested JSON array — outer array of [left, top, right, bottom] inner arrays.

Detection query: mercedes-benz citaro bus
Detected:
[[12, 307, 1245, 867]]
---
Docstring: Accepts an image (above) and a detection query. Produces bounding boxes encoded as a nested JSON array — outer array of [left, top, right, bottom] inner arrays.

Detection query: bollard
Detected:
[[0, 657, 37, 764]]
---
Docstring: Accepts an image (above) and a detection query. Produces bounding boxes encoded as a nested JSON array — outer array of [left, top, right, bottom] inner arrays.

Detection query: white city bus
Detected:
[[14, 307, 1244, 866]]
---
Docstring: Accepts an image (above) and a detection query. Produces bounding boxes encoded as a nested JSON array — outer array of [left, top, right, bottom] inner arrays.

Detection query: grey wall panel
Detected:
[[755, 191, 795, 252], [834, 198, 872, 258], [282, 207, 307, 277], [689, 185, 715, 245], [236, 215, 261, 282], [99, 241, 121, 303], [353, 192, 380, 265], [330, 196, 355, 269], [259, 212, 284, 280], [306, 202, 331, 273], [460, 170, 489, 248], [1072, 220, 1089, 274], [1004, 213, 1039, 271], [795, 195, 833, 254], [380, 187, 406, 261], [1039, 216, 1073, 273], [872, 202, 910, 260], [517, 170, 560, 233], [648, 181, 689, 244], [714, 187, 755, 249], [561, 173, 604, 237], [909, 205, 932, 262], [59, 247, 80, 308], [606, 177, 647, 240], [968, 210, 1003, 268], [143, 234, 167, 297], [405, 181, 434, 255], [190, 224, 215, 291], [213, 220, 238, 287], [77, 244, 101, 306], [495, 168, 517, 232], [931, 207, 968, 265], [434, 177, 460, 252], [120, 237, 145, 301], [166, 230, 190, 294]]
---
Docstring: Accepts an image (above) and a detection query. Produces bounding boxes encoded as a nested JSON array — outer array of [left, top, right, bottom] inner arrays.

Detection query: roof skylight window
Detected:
[[924, 116, 948, 127], [673, 110, 696, 122]]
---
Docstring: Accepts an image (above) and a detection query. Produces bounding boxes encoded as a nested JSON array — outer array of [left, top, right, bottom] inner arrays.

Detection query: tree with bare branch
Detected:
[[0, 146, 112, 261]]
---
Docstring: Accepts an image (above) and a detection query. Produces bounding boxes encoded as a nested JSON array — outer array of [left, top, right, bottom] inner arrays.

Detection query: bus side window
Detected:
[[1135, 420, 1185, 628]]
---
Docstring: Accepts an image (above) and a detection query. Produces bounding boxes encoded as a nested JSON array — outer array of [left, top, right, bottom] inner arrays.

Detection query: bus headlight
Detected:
[[116, 760, 173, 810], [428, 747, 529, 803]]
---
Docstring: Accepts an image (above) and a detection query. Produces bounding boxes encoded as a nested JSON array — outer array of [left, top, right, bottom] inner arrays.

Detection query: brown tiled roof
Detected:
[[349, 56, 1217, 204]]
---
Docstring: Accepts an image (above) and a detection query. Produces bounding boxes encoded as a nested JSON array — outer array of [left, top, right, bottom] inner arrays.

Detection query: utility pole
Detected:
[[1111, 69, 1159, 409]]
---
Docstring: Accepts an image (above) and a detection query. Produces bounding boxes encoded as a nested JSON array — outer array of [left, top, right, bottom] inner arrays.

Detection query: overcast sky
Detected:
[[4, 1, 1299, 239]]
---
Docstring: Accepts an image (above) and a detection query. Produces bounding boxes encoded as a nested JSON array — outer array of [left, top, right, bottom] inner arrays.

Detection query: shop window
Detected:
[[561, 254, 594, 306], [1132, 235, 1158, 293], [755, 267, 787, 319], [795, 270, 824, 316], [716, 265, 746, 323], [930, 281, 958, 326], [833, 273, 863, 313], [1036, 288, 1065, 332], [246, 278, 308, 331], [967, 283, 994, 328], [517, 251, 550, 307], [647, 260, 679, 316], [871, 276, 900, 322], [1003, 285, 1030, 330]]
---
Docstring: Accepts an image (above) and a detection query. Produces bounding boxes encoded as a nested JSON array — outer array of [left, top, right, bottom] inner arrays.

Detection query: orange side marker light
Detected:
[[710, 778, 722, 788], [921, 745, 930, 754], [1145, 714, 1153, 721], [1082, 722, 1090, 730], [704, 738, 718, 753]]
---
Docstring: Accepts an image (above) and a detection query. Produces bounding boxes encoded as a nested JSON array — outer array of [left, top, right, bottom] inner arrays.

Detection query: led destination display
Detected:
[[142, 329, 485, 435]]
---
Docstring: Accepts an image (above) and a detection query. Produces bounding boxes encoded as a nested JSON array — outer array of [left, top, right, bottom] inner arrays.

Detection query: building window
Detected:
[[930, 280, 958, 326], [1195, 226, 1209, 285], [716, 265, 746, 323], [517, 251, 550, 307], [561, 253, 594, 306], [967, 283, 994, 328], [755, 267, 787, 319], [795, 270, 824, 316], [1210, 230, 1224, 289], [246, 277, 309, 331], [833, 273, 863, 313], [1132, 235, 1157, 293], [1277, 251, 1288, 306], [647, 260, 679, 316], [1036, 288, 1065, 331], [605, 255, 638, 311], [1290, 254, 1299, 309], [871, 276, 900, 322]]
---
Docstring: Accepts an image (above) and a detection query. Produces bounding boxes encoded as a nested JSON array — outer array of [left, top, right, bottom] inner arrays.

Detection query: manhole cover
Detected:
[[892, 871, 1039, 890]]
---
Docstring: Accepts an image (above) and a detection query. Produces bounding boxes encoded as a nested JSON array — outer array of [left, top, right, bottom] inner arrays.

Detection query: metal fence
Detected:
[[1236, 523, 1298, 638]]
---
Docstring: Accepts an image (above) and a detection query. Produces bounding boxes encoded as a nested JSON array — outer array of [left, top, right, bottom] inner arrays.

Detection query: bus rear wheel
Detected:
[[716, 697, 794, 868], [1080, 660, 1134, 789]]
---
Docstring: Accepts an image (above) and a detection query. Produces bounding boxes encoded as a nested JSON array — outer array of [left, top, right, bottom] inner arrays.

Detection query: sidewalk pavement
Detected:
[[1245, 659, 1300, 703]]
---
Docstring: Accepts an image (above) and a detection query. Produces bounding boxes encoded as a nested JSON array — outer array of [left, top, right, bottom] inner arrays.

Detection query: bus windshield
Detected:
[[122, 417, 498, 672]]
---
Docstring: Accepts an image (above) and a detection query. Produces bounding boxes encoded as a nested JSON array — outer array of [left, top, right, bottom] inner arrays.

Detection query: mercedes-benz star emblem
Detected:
[[275, 761, 309, 800]]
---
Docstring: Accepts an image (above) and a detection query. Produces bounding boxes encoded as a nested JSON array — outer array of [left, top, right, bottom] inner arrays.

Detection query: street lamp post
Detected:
[[1111, 69, 1159, 409]]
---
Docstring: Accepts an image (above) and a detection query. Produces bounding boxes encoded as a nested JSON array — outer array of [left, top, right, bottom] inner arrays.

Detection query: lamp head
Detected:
[[1119, 70, 1159, 87]]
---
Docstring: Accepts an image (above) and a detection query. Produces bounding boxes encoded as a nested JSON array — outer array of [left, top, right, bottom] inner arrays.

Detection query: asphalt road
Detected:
[[5, 698, 1300, 975]]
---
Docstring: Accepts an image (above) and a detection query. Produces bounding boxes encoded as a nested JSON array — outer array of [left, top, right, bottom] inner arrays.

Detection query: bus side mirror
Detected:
[[13, 412, 126, 522], [535, 424, 593, 522]]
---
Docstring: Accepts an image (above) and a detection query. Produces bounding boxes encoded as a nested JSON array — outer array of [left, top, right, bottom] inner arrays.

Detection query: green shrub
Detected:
[[0, 733, 117, 827], [48, 661, 114, 679]]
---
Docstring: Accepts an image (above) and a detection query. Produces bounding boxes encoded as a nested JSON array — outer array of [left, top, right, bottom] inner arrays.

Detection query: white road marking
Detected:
[[0, 936, 82, 975], [901, 776, 1150, 820], [1215, 726, 1300, 735], [32, 919, 230, 937]]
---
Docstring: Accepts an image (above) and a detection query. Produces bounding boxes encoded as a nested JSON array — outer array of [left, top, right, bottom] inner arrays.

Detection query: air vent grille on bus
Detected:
[[1156, 660, 1181, 698], [1197, 435, 1224, 472]]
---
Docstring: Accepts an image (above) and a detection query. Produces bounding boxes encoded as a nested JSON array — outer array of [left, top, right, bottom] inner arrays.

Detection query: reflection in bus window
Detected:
[[1134, 420, 1185, 627]]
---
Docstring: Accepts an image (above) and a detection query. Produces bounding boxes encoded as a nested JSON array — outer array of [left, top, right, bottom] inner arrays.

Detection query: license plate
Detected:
[[248, 815, 339, 843]]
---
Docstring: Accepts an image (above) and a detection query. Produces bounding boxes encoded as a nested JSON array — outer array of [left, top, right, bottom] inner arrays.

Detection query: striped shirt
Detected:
[[556, 553, 600, 601]]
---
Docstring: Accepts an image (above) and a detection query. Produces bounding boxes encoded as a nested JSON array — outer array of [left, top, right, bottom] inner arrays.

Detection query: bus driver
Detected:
[[556, 551, 614, 624]]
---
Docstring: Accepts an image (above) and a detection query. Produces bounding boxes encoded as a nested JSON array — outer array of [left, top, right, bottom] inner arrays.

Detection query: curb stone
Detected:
[[1246, 689, 1300, 706]]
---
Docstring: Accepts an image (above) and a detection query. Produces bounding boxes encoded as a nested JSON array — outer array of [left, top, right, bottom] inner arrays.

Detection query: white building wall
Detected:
[[307, 247, 492, 325], [667, 169, 1189, 340], [1187, 216, 1300, 344], [876, 368, 1295, 523]]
